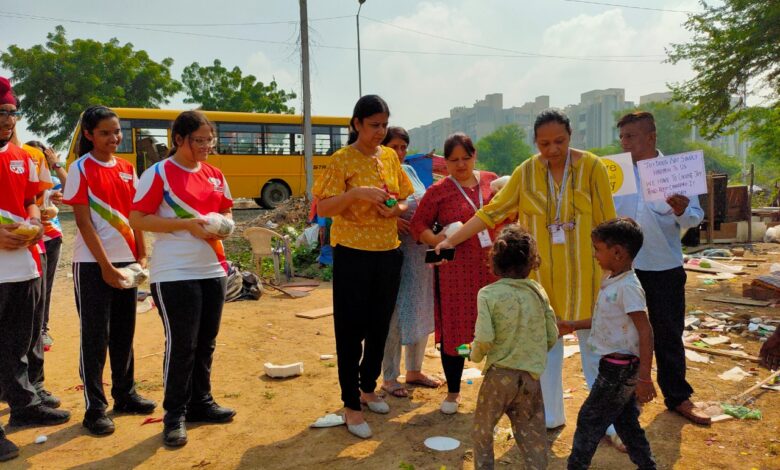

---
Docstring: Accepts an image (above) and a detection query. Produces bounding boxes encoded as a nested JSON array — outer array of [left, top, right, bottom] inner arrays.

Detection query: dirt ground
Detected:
[[2, 210, 780, 469]]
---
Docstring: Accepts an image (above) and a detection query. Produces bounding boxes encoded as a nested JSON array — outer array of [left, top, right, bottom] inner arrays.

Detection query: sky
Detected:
[[0, 0, 705, 145]]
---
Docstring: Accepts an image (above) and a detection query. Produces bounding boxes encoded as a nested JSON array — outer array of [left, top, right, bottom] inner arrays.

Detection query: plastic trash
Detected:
[[310, 414, 345, 428], [202, 212, 235, 236], [117, 263, 149, 289], [34, 435, 47, 444], [720, 403, 762, 420], [264, 362, 304, 378]]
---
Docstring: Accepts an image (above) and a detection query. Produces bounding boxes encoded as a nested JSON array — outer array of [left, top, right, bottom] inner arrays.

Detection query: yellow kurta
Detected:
[[313, 145, 414, 251], [476, 152, 616, 321]]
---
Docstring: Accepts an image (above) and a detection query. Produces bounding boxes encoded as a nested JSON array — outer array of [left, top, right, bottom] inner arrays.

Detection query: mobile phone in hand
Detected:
[[425, 248, 455, 263]]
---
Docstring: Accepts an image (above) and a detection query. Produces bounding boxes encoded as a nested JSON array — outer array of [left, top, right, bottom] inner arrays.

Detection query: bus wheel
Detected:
[[260, 181, 291, 209]]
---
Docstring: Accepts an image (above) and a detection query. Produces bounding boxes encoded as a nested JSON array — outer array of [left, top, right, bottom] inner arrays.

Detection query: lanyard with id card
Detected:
[[449, 172, 492, 248], [547, 149, 575, 245]]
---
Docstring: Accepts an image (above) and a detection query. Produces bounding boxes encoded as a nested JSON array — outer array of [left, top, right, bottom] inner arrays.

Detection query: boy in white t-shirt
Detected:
[[559, 218, 657, 470]]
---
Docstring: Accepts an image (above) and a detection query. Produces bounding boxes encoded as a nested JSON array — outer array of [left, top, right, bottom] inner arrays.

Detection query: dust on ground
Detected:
[[3, 213, 779, 469]]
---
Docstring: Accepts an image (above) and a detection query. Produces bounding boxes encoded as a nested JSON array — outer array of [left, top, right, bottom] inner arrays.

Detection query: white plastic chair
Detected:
[[243, 227, 294, 283]]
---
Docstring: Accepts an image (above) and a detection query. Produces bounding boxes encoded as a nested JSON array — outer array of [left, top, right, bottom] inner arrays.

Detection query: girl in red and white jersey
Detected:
[[63, 106, 156, 436], [130, 110, 235, 448]]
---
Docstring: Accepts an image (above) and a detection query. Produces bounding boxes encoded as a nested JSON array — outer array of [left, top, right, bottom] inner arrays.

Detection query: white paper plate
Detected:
[[424, 436, 460, 451]]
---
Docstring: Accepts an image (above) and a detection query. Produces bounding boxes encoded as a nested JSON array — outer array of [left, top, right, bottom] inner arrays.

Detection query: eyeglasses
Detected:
[[0, 110, 21, 120], [190, 137, 216, 147]]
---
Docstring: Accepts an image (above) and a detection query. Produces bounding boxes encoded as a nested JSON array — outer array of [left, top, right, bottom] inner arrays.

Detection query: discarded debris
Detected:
[[264, 362, 304, 378], [720, 403, 762, 420], [685, 349, 712, 364], [718, 366, 753, 382]]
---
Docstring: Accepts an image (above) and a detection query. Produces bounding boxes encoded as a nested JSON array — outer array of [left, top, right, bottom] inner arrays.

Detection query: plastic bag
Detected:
[[720, 403, 762, 420], [202, 212, 235, 236]]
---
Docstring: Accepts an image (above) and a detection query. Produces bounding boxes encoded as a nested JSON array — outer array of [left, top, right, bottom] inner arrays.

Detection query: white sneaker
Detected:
[[365, 399, 390, 414], [440, 399, 459, 415], [347, 421, 372, 439]]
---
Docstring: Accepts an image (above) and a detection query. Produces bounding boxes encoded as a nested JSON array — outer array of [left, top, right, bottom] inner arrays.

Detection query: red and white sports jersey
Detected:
[[62, 154, 138, 263], [0, 143, 42, 282], [132, 158, 233, 283]]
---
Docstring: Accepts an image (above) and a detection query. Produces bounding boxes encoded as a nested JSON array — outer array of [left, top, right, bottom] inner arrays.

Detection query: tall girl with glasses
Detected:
[[313, 95, 414, 439], [437, 109, 617, 436], [63, 105, 156, 436], [130, 110, 235, 447]]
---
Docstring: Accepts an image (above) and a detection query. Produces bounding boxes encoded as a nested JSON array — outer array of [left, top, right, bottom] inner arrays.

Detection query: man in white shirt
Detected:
[[614, 111, 710, 425]]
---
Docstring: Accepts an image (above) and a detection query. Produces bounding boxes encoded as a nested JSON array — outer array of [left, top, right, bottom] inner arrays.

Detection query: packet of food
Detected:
[[117, 263, 150, 289], [202, 212, 235, 237], [12, 222, 41, 240]]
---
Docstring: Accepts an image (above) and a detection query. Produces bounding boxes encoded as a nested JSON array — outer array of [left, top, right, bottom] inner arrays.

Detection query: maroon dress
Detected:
[[410, 172, 498, 356]]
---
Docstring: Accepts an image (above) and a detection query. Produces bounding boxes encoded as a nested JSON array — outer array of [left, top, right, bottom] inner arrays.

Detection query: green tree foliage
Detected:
[[744, 106, 780, 185], [475, 124, 533, 175], [181, 60, 296, 113], [0, 26, 182, 148], [684, 140, 742, 177], [587, 143, 623, 157], [667, 0, 780, 138]]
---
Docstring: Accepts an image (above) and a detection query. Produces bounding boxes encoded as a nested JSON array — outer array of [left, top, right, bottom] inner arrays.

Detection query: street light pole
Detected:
[[356, 0, 365, 98]]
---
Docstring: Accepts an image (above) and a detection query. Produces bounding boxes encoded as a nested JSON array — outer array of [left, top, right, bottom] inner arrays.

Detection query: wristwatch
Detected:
[[51, 162, 63, 170]]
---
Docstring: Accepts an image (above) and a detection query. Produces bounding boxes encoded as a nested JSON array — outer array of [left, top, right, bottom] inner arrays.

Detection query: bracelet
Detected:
[[637, 377, 653, 383]]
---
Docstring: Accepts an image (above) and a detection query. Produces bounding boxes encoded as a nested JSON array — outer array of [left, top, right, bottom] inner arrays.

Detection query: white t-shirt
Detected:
[[132, 158, 233, 283], [588, 270, 647, 357]]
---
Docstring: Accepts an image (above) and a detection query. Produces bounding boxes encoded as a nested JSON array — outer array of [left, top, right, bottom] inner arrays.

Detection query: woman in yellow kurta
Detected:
[[437, 109, 616, 430], [314, 95, 414, 440]]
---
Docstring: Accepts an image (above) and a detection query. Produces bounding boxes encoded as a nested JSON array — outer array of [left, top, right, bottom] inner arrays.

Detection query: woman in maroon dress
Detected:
[[410, 133, 497, 414]]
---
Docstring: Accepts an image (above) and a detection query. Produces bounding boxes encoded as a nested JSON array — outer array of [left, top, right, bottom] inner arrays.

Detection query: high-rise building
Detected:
[[566, 89, 634, 149]]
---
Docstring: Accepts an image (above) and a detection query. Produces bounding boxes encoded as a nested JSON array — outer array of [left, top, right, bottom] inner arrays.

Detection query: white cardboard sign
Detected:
[[637, 150, 707, 201], [601, 152, 637, 197]]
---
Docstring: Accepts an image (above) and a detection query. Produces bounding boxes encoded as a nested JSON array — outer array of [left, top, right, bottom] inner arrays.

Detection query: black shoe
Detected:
[[83, 411, 115, 436], [185, 403, 236, 423], [163, 421, 187, 447], [0, 436, 20, 462], [113, 393, 156, 414], [9, 404, 71, 427], [37, 389, 61, 409]]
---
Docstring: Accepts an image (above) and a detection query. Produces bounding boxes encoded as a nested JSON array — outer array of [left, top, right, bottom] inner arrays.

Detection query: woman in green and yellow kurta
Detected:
[[437, 110, 616, 429]]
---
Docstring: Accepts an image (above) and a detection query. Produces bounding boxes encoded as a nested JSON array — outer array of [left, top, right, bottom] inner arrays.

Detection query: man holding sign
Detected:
[[614, 112, 710, 425]]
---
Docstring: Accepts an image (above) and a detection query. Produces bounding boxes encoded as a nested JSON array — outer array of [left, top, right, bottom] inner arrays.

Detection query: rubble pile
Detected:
[[245, 197, 311, 229]]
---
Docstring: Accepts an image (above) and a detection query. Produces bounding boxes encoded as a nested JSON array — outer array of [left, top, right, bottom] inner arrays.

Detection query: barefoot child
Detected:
[[562, 217, 657, 469], [470, 225, 558, 470]]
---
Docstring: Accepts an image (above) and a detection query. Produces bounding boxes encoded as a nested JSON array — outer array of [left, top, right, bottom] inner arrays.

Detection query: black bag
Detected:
[[225, 262, 262, 302]]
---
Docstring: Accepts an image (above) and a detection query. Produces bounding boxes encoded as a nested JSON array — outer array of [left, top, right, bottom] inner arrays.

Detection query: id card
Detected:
[[550, 225, 565, 245], [477, 229, 492, 248]]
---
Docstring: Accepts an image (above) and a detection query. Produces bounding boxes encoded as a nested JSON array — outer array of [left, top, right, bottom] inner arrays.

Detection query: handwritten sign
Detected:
[[637, 150, 707, 201], [601, 152, 637, 196]]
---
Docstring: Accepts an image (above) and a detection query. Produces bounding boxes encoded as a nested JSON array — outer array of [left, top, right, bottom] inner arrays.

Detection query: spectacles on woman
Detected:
[[0, 110, 21, 120], [190, 136, 216, 148]]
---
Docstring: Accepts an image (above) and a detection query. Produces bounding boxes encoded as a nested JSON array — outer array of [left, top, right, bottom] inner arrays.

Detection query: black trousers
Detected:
[[0, 278, 41, 410], [43, 237, 62, 332], [568, 358, 656, 470], [152, 277, 227, 425], [636, 267, 693, 410], [26, 249, 46, 391], [73, 262, 138, 412], [441, 352, 465, 394], [333, 245, 403, 411]]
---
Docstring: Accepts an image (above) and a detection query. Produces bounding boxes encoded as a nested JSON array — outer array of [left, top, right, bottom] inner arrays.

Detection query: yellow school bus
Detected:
[[65, 108, 350, 208]]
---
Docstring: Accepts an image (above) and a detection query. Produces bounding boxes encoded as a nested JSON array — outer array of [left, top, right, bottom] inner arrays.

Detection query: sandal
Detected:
[[673, 400, 711, 425], [381, 382, 408, 398], [405, 375, 443, 388]]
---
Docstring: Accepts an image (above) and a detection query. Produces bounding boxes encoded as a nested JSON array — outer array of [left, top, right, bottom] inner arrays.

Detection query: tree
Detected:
[[744, 106, 780, 185], [475, 124, 533, 175], [1, 26, 182, 148], [181, 60, 296, 113], [667, 0, 780, 138]]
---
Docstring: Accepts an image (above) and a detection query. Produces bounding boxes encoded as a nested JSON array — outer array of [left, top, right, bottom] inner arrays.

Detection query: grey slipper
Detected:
[[347, 421, 372, 439], [365, 400, 390, 414]]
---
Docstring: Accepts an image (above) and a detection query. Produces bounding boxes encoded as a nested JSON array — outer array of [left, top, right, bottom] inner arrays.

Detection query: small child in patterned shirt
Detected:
[[470, 224, 558, 470]]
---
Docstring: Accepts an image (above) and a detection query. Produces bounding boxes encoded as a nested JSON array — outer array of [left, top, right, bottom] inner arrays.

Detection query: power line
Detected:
[[0, 11, 664, 64], [362, 15, 666, 59], [561, 0, 696, 14]]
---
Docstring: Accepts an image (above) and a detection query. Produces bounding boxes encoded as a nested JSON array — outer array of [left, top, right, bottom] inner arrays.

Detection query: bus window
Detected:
[[135, 126, 169, 174], [117, 120, 133, 154], [331, 126, 349, 153], [266, 124, 300, 155], [218, 123, 264, 154]]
